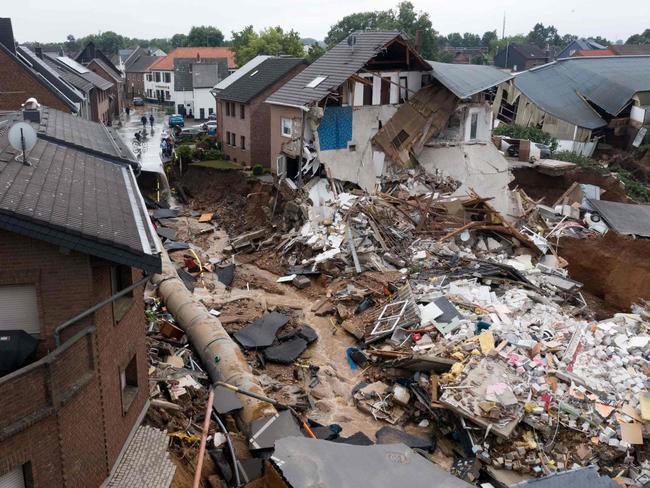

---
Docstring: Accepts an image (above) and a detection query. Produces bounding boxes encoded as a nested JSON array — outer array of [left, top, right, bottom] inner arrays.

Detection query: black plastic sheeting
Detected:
[[234, 312, 289, 349], [0, 330, 38, 376]]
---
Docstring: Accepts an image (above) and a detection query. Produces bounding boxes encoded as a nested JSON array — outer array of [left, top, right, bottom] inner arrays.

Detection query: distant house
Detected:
[[494, 56, 650, 155], [0, 103, 160, 488], [0, 19, 82, 115], [440, 46, 489, 64], [124, 48, 163, 101], [173, 57, 227, 119], [266, 30, 432, 188], [213, 55, 308, 167], [609, 44, 650, 55], [494, 43, 551, 72], [144, 47, 236, 111], [43, 52, 114, 123], [557, 38, 606, 59]]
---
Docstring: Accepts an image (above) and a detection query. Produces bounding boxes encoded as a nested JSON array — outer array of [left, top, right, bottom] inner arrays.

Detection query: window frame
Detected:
[[120, 353, 139, 414], [241, 135, 246, 150], [240, 104, 245, 119], [281, 117, 292, 138], [111, 265, 134, 324]]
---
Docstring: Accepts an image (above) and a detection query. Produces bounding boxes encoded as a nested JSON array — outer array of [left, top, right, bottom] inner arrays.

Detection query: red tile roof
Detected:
[[574, 49, 615, 57], [148, 47, 236, 71]]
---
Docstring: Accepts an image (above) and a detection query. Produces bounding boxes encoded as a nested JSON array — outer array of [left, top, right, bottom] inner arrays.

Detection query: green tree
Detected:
[[526, 23, 560, 48], [64, 34, 79, 52], [232, 26, 304, 66], [170, 33, 188, 48], [324, 1, 438, 59], [470, 54, 485, 65], [626, 28, 650, 44], [481, 30, 497, 47], [307, 43, 326, 62], [94, 31, 128, 54], [560, 33, 578, 47], [186, 26, 224, 47], [462, 32, 481, 47], [443, 33, 463, 46]]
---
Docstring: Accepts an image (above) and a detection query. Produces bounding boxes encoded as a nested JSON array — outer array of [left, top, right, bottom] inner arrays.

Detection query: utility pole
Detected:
[[502, 12, 506, 40]]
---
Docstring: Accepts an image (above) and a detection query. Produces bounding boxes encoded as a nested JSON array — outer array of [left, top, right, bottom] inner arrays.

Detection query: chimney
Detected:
[[34, 45, 42, 59], [415, 30, 423, 53], [545, 42, 551, 63], [0, 18, 16, 55], [22, 97, 41, 124]]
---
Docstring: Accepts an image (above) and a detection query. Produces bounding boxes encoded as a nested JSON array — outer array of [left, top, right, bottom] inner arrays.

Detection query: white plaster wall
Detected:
[[352, 71, 424, 107], [144, 71, 173, 100], [192, 88, 216, 118], [463, 105, 493, 142], [556, 139, 597, 157], [631, 105, 647, 124], [320, 105, 398, 192]]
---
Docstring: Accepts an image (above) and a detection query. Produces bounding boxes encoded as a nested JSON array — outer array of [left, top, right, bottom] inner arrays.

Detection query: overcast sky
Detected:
[[7, 0, 649, 43]]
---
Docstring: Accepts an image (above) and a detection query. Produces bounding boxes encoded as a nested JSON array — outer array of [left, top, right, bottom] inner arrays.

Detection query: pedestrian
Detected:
[[149, 114, 154, 128], [125, 106, 130, 117], [141, 115, 147, 127]]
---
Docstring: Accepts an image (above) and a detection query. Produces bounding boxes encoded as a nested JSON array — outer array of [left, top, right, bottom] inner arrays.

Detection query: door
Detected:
[[0, 285, 40, 335], [200, 108, 205, 120], [363, 83, 373, 106], [380, 77, 391, 105], [399, 76, 408, 103], [0, 466, 26, 488]]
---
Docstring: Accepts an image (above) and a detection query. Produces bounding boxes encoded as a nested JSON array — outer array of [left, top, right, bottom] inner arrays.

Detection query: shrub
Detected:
[[252, 164, 265, 176], [493, 123, 558, 151], [175, 145, 193, 162], [553, 150, 606, 172], [204, 148, 224, 160]]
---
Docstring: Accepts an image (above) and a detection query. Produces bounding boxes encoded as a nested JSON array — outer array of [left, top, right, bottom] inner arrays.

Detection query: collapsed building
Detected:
[[494, 55, 650, 156]]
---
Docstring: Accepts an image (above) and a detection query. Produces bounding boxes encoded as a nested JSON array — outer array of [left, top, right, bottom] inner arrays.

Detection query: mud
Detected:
[[558, 233, 650, 311], [510, 167, 630, 204]]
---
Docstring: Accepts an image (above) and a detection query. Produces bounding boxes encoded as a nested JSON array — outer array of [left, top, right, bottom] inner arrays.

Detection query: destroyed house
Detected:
[[266, 30, 432, 187], [0, 18, 81, 115], [0, 105, 160, 487], [494, 55, 650, 156], [214, 55, 308, 167]]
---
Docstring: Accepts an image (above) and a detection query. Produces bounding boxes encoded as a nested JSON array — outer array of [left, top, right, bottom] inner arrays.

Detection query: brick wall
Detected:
[[88, 60, 123, 119], [0, 49, 72, 113], [0, 230, 148, 487], [220, 101, 251, 165], [269, 104, 303, 173], [126, 72, 145, 99]]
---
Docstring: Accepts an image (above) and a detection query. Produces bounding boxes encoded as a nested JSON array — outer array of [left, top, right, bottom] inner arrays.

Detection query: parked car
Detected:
[[208, 113, 217, 121], [176, 127, 202, 141], [132, 97, 144, 106], [168, 114, 185, 128]]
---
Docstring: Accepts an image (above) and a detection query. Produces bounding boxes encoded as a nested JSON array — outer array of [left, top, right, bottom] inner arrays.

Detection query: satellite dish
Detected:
[[8, 122, 37, 165]]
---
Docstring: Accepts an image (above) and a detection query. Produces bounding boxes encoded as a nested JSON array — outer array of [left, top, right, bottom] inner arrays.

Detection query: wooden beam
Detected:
[[350, 74, 373, 87]]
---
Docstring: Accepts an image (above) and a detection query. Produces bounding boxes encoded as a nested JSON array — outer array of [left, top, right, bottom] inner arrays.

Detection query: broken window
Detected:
[[306, 75, 327, 88], [391, 129, 409, 148], [121, 354, 138, 414], [281, 118, 292, 137]]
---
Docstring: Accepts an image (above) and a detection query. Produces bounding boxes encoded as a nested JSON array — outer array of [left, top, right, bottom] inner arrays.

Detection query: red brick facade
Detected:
[[87, 59, 124, 120], [217, 63, 307, 168], [0, 49, 72, 113], [0, 229, 148, 487]]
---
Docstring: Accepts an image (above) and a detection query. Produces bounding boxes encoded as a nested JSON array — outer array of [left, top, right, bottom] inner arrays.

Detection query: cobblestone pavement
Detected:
[[106, 425, 175, 488]]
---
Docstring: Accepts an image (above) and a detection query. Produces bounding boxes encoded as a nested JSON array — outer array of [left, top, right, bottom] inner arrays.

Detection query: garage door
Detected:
[[0, 466, 26, 488], [0, 285, 40, 335]]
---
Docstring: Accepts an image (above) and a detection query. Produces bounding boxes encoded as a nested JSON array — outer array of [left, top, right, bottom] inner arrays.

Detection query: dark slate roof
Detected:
[[0, 112, 161, 272], [514, 55, 650, 129], [267, 31, 428, 108], [125, 54, 159, 73], [45, 59, 95, 94], [512, 467, 619, 488], [511, 43, 548, 59], [428, 61, 513, 99], [44, 53, 114, 91], [588, 199, 650, 237], [0, 43, 79, 113], [192, 63, 221, 89], [16, 45, 85, 104], [75, 42, 122, 79], [216, 57, 306, 103], [34, 107, 137, 167], [174, 58, 226, 91], [90, 57, 123, 81]]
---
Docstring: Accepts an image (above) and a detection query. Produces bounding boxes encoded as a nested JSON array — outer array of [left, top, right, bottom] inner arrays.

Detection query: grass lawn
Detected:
[[190, 160, 243, 170]]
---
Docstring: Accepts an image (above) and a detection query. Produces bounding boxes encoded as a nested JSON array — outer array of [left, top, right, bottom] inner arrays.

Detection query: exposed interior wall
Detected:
[[319, 105, 398, 192], [351, 70, 424, 106]]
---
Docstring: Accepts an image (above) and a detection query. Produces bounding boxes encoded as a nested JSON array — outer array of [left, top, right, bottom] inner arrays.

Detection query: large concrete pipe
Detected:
[[151, 251, 276, 424]]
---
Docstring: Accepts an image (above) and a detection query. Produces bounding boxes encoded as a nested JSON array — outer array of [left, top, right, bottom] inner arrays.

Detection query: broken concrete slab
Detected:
[[273, 438, 473, 488], [375, 426, 434, 451], [248, 410, 303, 452], [234, 311, 290, 349], [263, 337, 308, 364]]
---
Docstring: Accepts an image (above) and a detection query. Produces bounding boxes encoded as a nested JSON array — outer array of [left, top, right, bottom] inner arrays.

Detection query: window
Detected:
[[277, 155, 287, 178], [111, 266, 134, 323], [225, 103, 230, 117], [470, 112, 479, 140], [0, 464, 30, 488], [240, 104, 245, 119], [226, 131, 231, 145], [281, 117, 292, 137], [145, 73, 152, 82], [208, 107, 214, 115], [421, 74, 432, 86], [306, 75, 327, 88], [163, 72, 171, 83], [241, 135, 246, 150], [391, 129, 409, 148], [231, 132, 236, 146], [230, 102, 235, 117], [165, 91, 170, 100], [121, 354, 138, 414], [399, 76, 408, 103], [0, 285, 40, 336], [147, 89, 152, 97], [154, 72, 161, 82]]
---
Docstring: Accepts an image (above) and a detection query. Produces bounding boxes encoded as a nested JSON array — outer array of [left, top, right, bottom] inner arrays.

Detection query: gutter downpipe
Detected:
[[54, 274, 151, 347]]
